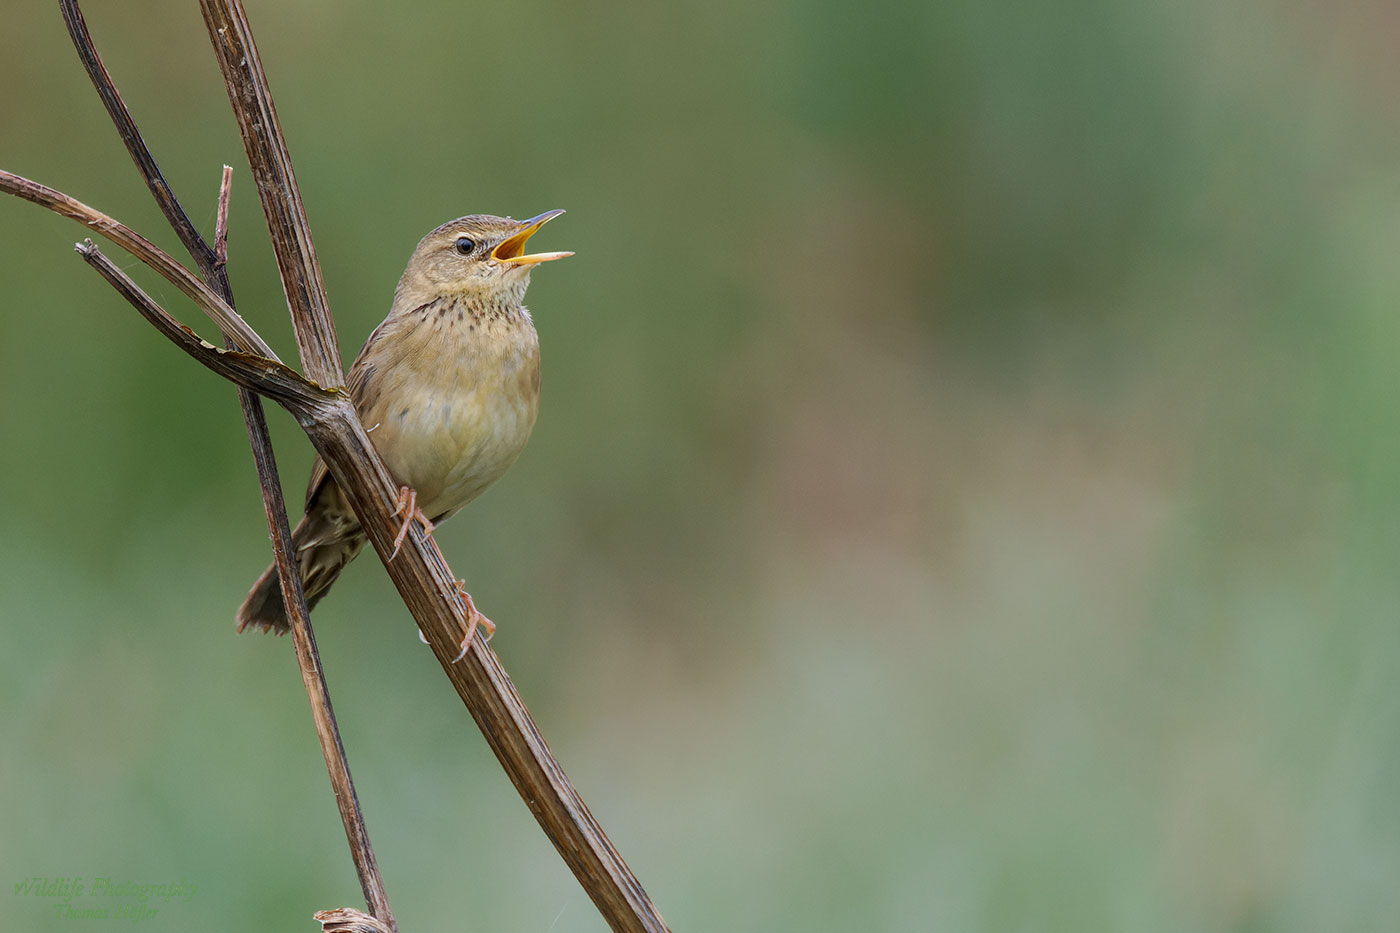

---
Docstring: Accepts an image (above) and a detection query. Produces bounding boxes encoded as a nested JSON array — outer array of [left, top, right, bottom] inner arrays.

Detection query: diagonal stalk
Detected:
[[58, 3, 395, 925], [199, 1, 668, 927]]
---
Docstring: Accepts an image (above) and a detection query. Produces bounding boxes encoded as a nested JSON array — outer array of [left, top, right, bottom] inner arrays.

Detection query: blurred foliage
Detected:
[[4, 0, 1400, 930]]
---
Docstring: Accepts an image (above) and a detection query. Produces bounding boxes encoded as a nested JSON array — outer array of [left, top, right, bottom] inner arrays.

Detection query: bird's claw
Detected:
[[390, 485, 434, 559], [414, 582, 496, 661], [451, 580, 496, 662]]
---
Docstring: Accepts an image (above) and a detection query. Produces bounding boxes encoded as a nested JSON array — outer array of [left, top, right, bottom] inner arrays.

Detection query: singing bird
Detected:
[[236, 210, 571, 639]]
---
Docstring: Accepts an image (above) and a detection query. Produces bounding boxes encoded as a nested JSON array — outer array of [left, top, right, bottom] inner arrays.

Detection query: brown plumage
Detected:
[[237, 211, 571, 634]]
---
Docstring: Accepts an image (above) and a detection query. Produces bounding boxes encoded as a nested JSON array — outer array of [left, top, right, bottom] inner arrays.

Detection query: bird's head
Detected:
[[395, 210, 571, 307]]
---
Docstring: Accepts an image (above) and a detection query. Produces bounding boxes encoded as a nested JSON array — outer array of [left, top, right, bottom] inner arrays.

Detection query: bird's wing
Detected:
[[303, 318, 391, 508]]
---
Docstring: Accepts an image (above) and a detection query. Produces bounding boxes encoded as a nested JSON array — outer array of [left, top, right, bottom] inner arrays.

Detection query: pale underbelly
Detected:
[[371, 382, 536, 520]]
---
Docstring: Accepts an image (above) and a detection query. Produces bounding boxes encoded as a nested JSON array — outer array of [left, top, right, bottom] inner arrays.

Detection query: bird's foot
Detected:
[[415, 582, 495, 661], [451, 580, 496, 662], [390, 485, 434, 559]]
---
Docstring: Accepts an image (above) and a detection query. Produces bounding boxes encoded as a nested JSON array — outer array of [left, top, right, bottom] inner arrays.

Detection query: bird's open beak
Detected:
[[493, 209, 573, 266]]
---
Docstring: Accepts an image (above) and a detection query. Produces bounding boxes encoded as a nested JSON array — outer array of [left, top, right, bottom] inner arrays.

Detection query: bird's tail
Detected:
[[235, 513, 367, 634]]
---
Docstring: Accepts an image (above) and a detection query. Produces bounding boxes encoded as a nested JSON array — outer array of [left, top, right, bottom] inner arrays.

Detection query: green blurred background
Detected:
[[3, 0, 1399, 930]]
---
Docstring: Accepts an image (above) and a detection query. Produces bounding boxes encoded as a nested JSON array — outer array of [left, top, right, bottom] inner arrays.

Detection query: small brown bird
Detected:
[[236, 210, 571, 638]]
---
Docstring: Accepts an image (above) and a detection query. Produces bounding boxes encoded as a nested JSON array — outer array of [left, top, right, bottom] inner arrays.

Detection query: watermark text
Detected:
[[14, 875, 197, 923]]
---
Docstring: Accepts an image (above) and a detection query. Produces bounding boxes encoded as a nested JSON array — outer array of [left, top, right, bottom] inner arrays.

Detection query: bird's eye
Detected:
[[454, 237, 476, 256]]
